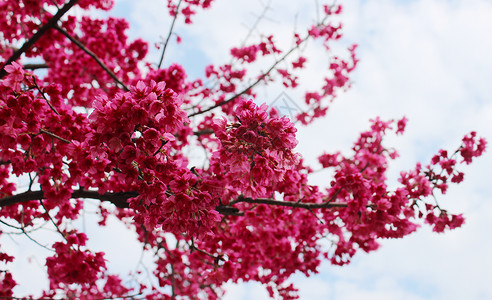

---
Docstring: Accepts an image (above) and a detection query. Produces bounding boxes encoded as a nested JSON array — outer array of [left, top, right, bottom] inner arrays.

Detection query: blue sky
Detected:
[[4, 0, 492, 299]]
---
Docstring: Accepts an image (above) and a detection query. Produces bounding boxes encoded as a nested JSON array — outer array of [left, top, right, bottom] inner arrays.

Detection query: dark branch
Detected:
[[53, 24, 130, 91], [0, 160, 11, 166], [0, 0, 80, 78], [0, 188, 349, 217], [32, 76, 60, 115], [230, 194, 348, 209], [215, 205, 243, 216], [39, 128, 70, 144], [0, 190, 138, 208], [193, 129, 214, 136], [23, 63, 49, 70]]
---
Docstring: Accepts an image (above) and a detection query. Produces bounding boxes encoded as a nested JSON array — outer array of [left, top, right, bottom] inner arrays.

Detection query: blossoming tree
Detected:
[[0, 0, 486, 298]]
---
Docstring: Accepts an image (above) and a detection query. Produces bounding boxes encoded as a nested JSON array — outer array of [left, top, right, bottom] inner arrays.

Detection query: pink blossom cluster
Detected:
[[166, 0, 215, 23], [0, 239, 15, 298], [210, 99, 299, 198], [85, 80, 221, 235], [46, 232, 106, 287]]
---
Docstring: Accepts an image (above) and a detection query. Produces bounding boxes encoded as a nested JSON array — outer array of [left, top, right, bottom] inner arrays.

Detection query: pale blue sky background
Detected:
[[4, 1, 492, 299]]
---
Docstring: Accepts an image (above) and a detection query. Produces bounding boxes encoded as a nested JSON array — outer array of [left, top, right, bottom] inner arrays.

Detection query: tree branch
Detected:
[[157, 0, 183, 69], [32, 76, 60, 115], [238, 0, 272, 49], [193, 129, 214, 136], [39, 200, 68, 243], [0, 160, 11, 166], [53, 24, 130, 91], [23, 63, 49, 70], [0, 188, 349, 218], [230, 194, 348, 209], [0, 0, 80, 79], [39, 128, 70, 144], [0, 190, 138, 208]]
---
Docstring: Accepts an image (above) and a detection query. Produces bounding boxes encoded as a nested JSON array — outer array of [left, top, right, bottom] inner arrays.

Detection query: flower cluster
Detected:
[[0, 271, 15, 298], [0, 242, 15, 298], [210, 99, 299, 198], [166, 0, 215, 24], [46, 232, 106, 287], [86, 81, 219, 235], [460, 131, 487, 164]]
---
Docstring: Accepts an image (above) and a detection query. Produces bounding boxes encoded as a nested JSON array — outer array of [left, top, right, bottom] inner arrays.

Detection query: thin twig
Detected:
[[0, 220, 47, 234], [0, 219, 24, 231], [237, 0, 272, 50], [21, 228, 55, 252], [158, 0, 183, 69], [32, 76, 60, 115], [153, 140, 168, 156], [0, 0, 80, 79], [39, 200, 68, 243], [307, 207, 324, 224], [28, 173, 35, 191], [50, 0, 61, 10], [39, 128, 70, 144], [188, 238, 224, 262]]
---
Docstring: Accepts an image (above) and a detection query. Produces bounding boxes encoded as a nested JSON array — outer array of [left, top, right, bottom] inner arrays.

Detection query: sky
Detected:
[[4, 0, 492, 299]]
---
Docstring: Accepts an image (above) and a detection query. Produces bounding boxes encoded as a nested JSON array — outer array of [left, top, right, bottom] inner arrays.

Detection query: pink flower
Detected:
[[3, 62, 25, 90]]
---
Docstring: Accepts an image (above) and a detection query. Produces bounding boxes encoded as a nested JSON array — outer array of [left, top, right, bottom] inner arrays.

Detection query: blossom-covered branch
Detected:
[[53, 24, 130, 91], [0, 0, 80, 78]]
